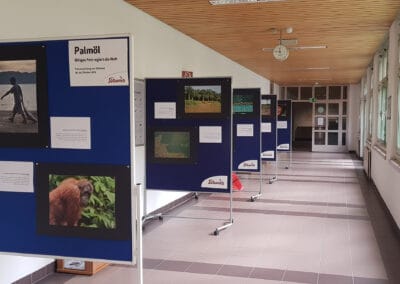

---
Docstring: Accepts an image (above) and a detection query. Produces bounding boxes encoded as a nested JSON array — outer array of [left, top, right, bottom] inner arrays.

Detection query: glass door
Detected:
[[312, 86, 348, 152]]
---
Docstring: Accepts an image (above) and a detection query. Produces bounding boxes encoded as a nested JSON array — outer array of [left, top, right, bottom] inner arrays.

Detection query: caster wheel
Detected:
[[159, 216, 163, 221], [214, 230, 219, 236], [269, 181, 273, 184], [195, 195, 199, 200], [250, 197, 255, 202]]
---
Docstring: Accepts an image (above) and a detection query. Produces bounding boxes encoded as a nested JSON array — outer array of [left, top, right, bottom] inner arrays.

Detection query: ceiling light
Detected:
[[281, 39, 298, 46], [209, 0, 286, 5], [305, 67, 330, 70], [282, 67, 330, 72], [290, 45, 327, 50], [262, 45, 327, 52]]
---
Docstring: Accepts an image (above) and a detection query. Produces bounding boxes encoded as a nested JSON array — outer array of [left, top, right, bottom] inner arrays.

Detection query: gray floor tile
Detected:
[[156, 260, 192, 272], [143, 258, 164, 269], [353, 277, 389, 284], [249, 267, 285, 281], [283, 270, 318, 284], [318, 273, 353, 284], [217, 264, 253, 278], [185, 262, 222, 274]]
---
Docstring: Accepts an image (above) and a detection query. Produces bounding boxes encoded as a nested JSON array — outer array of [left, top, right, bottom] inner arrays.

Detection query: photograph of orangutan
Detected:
[[48, 175, 116, 229], [36, 163, 131, 240]]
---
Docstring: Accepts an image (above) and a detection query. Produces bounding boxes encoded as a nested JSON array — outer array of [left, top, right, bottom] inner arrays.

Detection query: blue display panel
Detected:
[[261, 95, 277, 161], [232, 88, 261, 172], [146, 78, 232, 193], [277, 100, 292, 151], [0, 37, 133, 262]]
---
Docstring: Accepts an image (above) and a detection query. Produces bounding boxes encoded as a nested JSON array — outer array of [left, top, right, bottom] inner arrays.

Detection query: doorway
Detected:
[[292, 102, 312, 151], [312, 86, 348, 152]]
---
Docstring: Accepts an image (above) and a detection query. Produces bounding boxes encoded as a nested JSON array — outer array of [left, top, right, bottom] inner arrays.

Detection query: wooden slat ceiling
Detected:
[[125, 0, 400, 85]]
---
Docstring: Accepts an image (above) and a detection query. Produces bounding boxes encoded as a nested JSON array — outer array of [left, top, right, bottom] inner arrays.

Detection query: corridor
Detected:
[[38, 152, 400, 284]]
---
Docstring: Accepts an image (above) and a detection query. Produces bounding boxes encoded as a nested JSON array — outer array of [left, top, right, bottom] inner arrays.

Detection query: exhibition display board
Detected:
[[0, 36, 135, 263], [232, 88, 261, 172], [277, 100, 292, 151], [145, 78, 232, 193], [261, 95, 277, 161]]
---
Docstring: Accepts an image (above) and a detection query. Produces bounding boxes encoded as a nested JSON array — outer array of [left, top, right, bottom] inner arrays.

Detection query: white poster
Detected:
[[238, 160, 258, 170], [277, 121, 288, 129], [50, 117, 91, 149], [237, 124, 254, 137], [261, 122, 272, 133], [317, 117, 324, 126], [69, 38, 129, 86], [199, 126, 222, 143], [154, 102, 176, 119], [201, 175, 228, 189], [277, 143, 290, 150], [0, 161, 33, 193], [261, 151, 275, 159]]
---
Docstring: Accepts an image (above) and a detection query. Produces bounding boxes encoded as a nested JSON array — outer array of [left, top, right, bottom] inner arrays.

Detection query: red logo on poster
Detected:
[[182, 71, 193, 78]]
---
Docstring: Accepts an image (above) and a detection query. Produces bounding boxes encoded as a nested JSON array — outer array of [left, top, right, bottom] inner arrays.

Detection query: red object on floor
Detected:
[[232, 173, 243, 191]]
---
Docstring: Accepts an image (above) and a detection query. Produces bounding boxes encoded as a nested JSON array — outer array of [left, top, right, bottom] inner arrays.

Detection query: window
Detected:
[[397, 39, 400, 156], [368, 67, 374, 139], [376, 48, 388, 146], [397, 77, 400, 154], [286, 87, 298, 100]]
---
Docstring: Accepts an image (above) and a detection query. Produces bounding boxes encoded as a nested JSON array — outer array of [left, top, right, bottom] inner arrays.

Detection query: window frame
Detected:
[[396, 37, 400, 157], [376, 47, 389, 147]]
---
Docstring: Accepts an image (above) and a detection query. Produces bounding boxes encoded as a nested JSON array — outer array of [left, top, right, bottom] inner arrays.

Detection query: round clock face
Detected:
[[317, 106, 325, 114], [273, 44, 289, 61]]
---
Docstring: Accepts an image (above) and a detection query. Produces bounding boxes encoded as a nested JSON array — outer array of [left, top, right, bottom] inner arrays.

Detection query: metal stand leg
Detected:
[[214, 219, 233, 235], [142, 212, 163, 223], [250, 163, 263, 202], [142, 188, 163, 228], [214, 184, 234, 235], [142, 192, 201, 228], [269, 176, 277, 184], [135, 184, 143, 284]]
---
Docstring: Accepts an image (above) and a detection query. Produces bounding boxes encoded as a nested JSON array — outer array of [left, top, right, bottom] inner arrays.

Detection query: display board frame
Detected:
[[261, 95, 277, 161], [0, 34, 137, 265], [146, 77, 232, 193], [232, 88, 261, 172], [277, 99, 292, 152]]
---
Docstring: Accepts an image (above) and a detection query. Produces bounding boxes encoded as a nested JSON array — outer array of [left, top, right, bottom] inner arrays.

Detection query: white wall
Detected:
[[0, 0, 271, 282]]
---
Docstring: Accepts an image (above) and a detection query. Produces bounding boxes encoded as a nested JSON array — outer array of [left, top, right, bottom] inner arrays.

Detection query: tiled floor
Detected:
[[37, 152, 400, 284]]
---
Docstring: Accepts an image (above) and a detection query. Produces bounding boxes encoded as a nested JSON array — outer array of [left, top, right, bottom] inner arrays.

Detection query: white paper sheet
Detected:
[[50, 117, 91, 149], [237, 124, 254, 137], [277, 121, 288, 129], [0, 161, 33, 193], [317, 117, 324, 126], [69, 38, 129, 86], [261, 122, 272, 133], [154, 102, 176, 119], [199, 126, 222, 143]]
